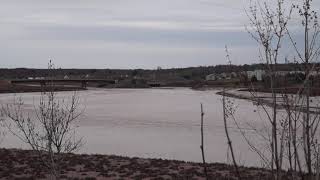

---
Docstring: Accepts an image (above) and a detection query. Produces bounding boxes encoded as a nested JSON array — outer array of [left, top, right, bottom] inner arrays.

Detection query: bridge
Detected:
[[10, 79, 116, 88]]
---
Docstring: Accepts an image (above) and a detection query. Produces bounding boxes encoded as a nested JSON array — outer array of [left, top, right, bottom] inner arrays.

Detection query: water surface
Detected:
[[0, 88, 267, 167]]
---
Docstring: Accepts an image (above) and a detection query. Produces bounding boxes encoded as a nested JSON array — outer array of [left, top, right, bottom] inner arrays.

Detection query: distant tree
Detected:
[[132, 69, 139, 77]]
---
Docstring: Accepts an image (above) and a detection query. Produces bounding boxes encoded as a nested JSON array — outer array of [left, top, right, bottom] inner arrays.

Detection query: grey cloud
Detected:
[[0, 0, 319, 68], [20, 24, 253, 47]]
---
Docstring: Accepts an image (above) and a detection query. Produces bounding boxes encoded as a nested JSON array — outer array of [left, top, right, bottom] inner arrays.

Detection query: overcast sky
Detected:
[[0, 0, 319, 69]]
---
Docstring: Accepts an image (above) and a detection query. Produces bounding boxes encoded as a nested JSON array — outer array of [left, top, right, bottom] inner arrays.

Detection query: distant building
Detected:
[[275, 71, 288, 76], [206, 74, 217, 81], [289, 71, 304, 75], [255, 69, 265, 81], [64, 75, 69, 79], [230, 72, 237, 78], [206, 72, 238, 81], [309, 71, 319, 76], [246, 70, 265, 81], [35, 77, 45, 80], [220, 73, 228, 79]]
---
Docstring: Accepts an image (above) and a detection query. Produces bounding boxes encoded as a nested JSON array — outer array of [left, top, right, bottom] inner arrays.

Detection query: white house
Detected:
[[220, 73, 228, 79], [206, 72, 238, 81], [246, 70, 265, 81], [230, 72, 238, 78], [35, 77, 45, 80], [206, 74, 217, 81], [255, 69, 265, 81]]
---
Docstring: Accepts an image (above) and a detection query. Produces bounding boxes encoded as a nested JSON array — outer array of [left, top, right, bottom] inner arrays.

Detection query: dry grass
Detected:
[[0, 148, 302, 180]]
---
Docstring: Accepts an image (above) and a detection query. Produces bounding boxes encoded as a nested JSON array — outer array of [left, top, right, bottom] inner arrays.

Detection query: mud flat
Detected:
[[217, 88, 320, 113]]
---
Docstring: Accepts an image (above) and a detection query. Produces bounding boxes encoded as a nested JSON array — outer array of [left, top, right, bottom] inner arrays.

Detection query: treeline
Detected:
[[1, 63, 318, 80]]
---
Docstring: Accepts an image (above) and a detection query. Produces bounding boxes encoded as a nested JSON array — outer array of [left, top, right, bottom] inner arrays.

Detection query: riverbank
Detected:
[[0, 148, 295, 180], [216, 88, 320, 114], [0, 81, 85, 94], [216, 88, 291, 109]]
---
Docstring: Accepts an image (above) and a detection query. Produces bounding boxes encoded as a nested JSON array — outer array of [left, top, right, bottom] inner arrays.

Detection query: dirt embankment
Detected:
[[0, 80, 84, 94], [0, 148, 301, 180]]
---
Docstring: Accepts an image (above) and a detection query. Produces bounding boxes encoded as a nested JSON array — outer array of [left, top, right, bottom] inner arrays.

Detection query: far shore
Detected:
[[0, 84, 85, 94]]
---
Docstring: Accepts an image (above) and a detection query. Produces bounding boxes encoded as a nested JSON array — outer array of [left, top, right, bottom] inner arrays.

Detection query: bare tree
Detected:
[[242, 0, 319, 179], [0, 103, 5, 143], [200, 103, 209, 180], [222, 90, 242, 180], [223, 46, 242, 180], [287, 0, 320, 179], [220, 0, 320, 179], [246, 0, 292, 177], [1, 60, 83, 179]]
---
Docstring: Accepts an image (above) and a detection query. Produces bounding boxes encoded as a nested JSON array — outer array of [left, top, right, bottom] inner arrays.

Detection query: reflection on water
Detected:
[[0, 88, 267, 167]]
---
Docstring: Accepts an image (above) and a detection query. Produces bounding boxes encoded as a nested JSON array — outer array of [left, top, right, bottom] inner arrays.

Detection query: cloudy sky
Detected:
[[0, 0, 319, 69]]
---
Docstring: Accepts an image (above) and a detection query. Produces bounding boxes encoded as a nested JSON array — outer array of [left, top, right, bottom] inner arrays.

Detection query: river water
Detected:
[[0, 88, 268, 167]]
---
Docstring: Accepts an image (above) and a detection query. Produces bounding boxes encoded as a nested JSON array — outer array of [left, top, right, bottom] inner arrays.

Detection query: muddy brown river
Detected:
[[0, 88, 268, 167]]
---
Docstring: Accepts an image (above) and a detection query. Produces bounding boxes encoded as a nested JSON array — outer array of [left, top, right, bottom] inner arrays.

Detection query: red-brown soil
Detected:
[[0, 148, 300, 180]]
